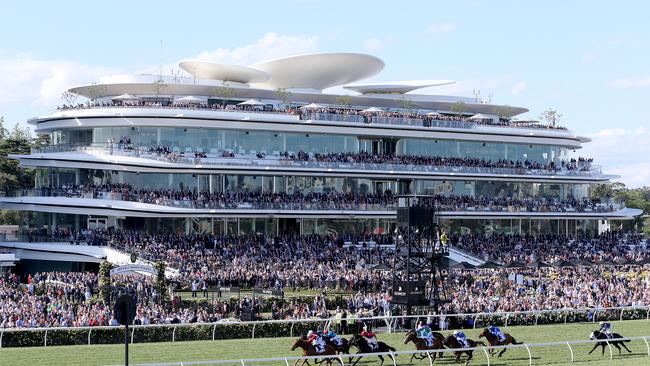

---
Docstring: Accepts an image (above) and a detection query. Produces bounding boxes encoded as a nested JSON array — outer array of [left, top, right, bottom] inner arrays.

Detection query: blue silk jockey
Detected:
[[599, 321, 613, 338], [488, 324, 506, 342], [322, 327, 344, 347], [416, 320, 434, 347], [453, 330, 470, 348]]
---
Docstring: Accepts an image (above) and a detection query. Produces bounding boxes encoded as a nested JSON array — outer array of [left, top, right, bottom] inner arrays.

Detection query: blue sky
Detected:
[[1, 0, 648, 186]]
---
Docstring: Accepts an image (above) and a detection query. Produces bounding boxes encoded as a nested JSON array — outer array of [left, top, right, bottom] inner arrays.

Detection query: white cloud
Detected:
[[192, 32, 319, 65], [581, 127, 650, 188], [363, 37, 392, 52], [511, 81, 527, 96], [425, 22, 456, 34], [608, 76, 650, 88], [0, 54, 117, 106]]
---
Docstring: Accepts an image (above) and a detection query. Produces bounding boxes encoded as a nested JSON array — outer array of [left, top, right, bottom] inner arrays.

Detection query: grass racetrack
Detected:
[[0, 319, 648, 366]]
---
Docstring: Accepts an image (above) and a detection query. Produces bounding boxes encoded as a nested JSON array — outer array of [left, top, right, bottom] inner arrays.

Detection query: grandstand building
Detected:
[[0, 52, 641, 269]]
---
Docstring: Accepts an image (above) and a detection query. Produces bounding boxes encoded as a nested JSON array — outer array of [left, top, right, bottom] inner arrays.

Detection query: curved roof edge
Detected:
[[343, 80, 456, 94], [179, 60, 270, 84]]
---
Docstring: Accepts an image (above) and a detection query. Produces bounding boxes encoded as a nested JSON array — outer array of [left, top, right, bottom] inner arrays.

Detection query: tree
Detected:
[[60, 91, 79, 106], [494, 105, 516, 119], [335, 95, 354, 109], [213, 82, 235, 108], [450, 101, 468, 117], [539, 108, 563, 127], [98, 261, 115, 304], [274, 88, 293, 110], [152, 79, 168, 101], [84, 84, 108, 103], [398, 97, 416, 113], [154, 261, 169, 304]]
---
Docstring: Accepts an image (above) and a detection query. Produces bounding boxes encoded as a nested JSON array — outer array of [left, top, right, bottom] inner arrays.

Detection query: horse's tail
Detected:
[[511, 337, 522, 345], [477, 341, 487, 346], [388, 345, 397, 352]]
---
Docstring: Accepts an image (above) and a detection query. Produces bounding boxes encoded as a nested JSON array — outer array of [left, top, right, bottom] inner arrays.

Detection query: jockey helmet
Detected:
[[599, 321, 604, 325], [453, 330, 459, 335], [307, 330, 314, 337]]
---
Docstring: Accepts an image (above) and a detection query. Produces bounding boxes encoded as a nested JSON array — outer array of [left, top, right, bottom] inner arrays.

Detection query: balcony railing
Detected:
[[29, 145, 604, 178], [5, 189, 623, 213]]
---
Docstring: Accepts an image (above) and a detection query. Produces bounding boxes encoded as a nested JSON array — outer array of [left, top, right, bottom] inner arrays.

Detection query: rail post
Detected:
[[0, 330, 3, 348], [252, 323, 256, 339], [426, 351, 433, 366], [240, 359, 245, 366], [284, 357, 290, 366], [524, 343, 532, 366], [535, 313, 539, 326], [389, 350, 396, 366], [505, 314, 510, 328], [88, 329, 92, 345], [605, 340, 613, 360], [212, 323, 217, 341], [646, 307, 649, 320], [566, 342, 574, 363], [481, 346, 491, 366], [338, 354, 345, 365], [564, 312, 568, 324], [172, 326, 177, 342], [44, 329, 48, 347], [473, 314, 479, 329], [290, 322, 294, 338], [620, 308, 625, 322], [643, 337, 649, 357], [593, 310, 598, 323], [131, 326, 135, 344]]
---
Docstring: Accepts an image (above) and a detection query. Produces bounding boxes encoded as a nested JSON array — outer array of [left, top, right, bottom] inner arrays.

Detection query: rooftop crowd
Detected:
[[57, 100, 569, 130], [36, 183, 615, 213]]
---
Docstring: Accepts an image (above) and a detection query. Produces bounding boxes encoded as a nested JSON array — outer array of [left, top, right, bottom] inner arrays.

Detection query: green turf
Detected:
[[1, 320, 648, 366]]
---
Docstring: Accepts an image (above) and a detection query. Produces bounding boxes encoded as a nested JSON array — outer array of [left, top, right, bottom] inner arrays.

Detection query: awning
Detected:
[[299, 103, 326, 110], [174, 95, 206, 104], [111, 93, 139, 101], [361, 106, 384, 113], [237, 98, 267, 106]]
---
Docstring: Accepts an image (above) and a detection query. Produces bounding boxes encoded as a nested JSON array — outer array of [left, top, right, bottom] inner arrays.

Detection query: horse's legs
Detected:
[[613, 343, 622, 355], [588, 343, 599, 354], [621, 342, 632, 353], [377, 354, 384, 366], [455, 352, 461, 363], [409, 353, 415, 363], [498, 347, 507, 358], [601, 344, 606, 356], [350, 356, 362, 366], [466, 351, 473, 361]]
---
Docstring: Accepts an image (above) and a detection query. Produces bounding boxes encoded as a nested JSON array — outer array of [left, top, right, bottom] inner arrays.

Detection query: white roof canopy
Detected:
[[361, 107, 384, 113], [469, 113, 499, 121], [237, 99, 267, 106], [174, 95, 206, 104], [111, 93, 139, 101], [299, 103, 326, 110]]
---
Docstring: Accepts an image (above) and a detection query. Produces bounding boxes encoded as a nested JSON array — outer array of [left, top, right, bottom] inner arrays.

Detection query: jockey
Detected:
[[488, 324, 506, 342], [416, 320, 434, 347], [453, 330, 470, 348], [323, 327, 343, 347], [307, 330, 326, 353], [361, 326, 379, 351], [599, 321, 613, 338]]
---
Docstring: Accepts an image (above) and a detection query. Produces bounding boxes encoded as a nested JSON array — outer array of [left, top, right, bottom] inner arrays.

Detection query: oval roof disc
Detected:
[[250, 53, 384, 91], [179, 60, 270, 83]]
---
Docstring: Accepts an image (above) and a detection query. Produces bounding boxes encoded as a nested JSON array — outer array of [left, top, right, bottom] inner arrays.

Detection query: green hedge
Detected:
[[1, 309, 647, 348]]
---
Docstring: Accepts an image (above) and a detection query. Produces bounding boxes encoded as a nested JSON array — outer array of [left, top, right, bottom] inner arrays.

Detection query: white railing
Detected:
[[0, 305, 648, 348], [132, 336, 650, 366]]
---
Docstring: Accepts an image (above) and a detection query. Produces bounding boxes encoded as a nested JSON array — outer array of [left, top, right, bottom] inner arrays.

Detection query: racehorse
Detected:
[[403, 329, 445, 363], [291, 337, 342, 366], [324, 336, 351, 356], [478, 328, 521, 357], [348, 333, 397, 366], [443, 335, 486, 364], [588, 330, 632, 356]]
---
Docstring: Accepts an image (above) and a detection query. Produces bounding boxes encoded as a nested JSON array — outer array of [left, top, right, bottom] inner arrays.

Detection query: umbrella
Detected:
[[614, 258, 629, 265], [530, 261, 551, 268], [504, 261, 525, 268], [478, 261, 501, 269], [361, 107, 383, 113], [370, 263, 391, 271], [237, 99, 266, 106], [572, 259, 594, 267], [551, 260, 575, 268], [452, 261, 477, 270], [174, 95, 206, 104], [299, 103, 326, 110], [468, 113, 498, 120], [111, 93, 139, 101], [598, 259, 617, 266]]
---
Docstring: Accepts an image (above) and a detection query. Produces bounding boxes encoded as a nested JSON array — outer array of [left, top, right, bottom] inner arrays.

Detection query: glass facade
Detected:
[[49, 126, 570, 163]]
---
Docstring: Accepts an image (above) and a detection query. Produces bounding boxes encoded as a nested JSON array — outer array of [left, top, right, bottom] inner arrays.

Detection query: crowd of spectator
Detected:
[[36, 184, 614, 213]]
